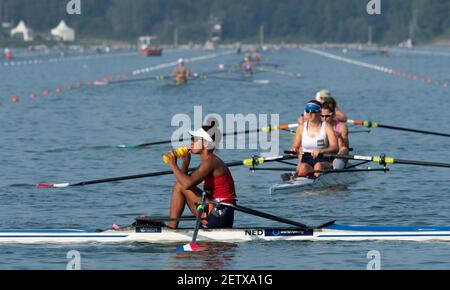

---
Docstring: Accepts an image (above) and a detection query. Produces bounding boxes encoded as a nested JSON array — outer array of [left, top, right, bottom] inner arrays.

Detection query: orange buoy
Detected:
[[4, 48, 12, 61], [11, 96, 20, 103]]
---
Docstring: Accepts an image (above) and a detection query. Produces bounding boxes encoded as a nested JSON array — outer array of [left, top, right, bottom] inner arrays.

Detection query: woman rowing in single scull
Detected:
[[240, 55, 254, 76], [172, 58, 191, 85], [164, 124, 237, 229]]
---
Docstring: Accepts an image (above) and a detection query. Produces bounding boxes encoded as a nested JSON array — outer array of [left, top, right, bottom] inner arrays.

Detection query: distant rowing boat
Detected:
[[2, 222, 450, 243]]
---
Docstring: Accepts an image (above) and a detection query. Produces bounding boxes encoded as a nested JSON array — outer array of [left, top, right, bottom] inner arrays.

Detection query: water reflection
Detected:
[[171, 242, 239, 270]]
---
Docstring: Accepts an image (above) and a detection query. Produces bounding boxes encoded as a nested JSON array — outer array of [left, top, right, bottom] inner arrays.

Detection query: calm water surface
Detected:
[[0, 47, 449, 269]]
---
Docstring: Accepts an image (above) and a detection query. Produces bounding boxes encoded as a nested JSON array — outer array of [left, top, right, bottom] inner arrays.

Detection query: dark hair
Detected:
[[321, 100, 335, 113], [323, 97, 337, 108], [202, 121, 216, 142]]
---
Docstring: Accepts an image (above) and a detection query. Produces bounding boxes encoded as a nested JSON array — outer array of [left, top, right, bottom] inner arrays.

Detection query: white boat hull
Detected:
[[270, 170, 364, 194], [1, 224, 450, 244]]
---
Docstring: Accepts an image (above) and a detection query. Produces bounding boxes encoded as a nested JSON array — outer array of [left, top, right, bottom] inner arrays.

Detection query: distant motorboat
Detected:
[[138, 36, 163, 56]]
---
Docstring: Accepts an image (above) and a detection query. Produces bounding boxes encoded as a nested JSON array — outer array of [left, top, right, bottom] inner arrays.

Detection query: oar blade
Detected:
[[36, 183, 70, 188], [117, 144, 139, 149], [94, 80, 108, 86], [176, 242, 203, 252]]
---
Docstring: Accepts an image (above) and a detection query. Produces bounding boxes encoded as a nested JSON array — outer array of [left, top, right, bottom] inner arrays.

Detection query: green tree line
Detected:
[[0, 0, 448, 44]]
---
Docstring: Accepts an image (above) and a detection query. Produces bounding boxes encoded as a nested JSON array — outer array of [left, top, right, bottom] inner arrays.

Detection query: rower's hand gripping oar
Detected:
[[36, 154, 298, 188], [177, 191, 208, 252], [348, 120, 450, 138]]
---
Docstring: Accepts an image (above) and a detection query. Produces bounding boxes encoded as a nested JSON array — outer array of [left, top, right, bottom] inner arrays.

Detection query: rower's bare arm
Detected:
[[180, 154, 191, 174], [335, 108, 348, 123], [175, 161, 214, 190], [291, 126, 303, 151], [323, 124, 339, 154], [341, 124, 350, 148]]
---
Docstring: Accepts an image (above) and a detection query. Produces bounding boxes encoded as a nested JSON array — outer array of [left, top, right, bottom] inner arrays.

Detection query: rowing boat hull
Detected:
[[1, 224, 450, 243], [270, 170, 364, 194]]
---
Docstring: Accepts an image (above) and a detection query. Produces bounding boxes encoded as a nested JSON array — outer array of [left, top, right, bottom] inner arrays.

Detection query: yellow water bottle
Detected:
[[162, 146, 190, 163]]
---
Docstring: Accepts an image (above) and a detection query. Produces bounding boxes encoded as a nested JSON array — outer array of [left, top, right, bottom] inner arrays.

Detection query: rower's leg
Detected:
[[333, 148, 349, 169], [297, 163, 313, 176], [314, 162, 332, 177], [168, 183, 202, 229]]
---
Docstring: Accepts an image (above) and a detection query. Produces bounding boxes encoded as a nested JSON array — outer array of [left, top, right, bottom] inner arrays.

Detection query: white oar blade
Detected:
[[254, 80, 270, 84], [36, 183, 70, 188], [176, 242, 203, 252], [94, 81, 108, 86]]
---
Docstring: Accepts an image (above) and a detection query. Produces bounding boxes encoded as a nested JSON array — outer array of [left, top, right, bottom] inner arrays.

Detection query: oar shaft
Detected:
[[394, 159, 450, 168], [38, 155, 298, 188], [213, 202, 310, 230], [349, 120, 450, 137], [107, 75, 171, 85], [378, 124, 450, 137], [120, 124, 297, 148], [73, 170, 175, 186], [192, 192, 208, 243], [323, 154, 450, 168]]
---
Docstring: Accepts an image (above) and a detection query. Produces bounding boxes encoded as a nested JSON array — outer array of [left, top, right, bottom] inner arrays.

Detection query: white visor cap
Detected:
[[188, 128, 213, 143]]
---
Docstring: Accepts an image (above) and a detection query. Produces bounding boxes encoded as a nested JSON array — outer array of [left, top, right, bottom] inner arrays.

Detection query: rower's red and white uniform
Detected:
[[204, 169, 237, 204]]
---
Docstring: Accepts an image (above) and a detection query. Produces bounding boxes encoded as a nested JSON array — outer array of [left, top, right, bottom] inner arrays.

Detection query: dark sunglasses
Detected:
[[321, 114, 334, 118], [305, 109, 319, 114]]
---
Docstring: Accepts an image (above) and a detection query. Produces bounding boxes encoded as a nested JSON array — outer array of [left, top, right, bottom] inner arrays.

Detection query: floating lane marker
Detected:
[[0, 51, 137, 68], [389, 48, 450, 57], [302, 47, 448, 89], [3, 50, 235, 107]]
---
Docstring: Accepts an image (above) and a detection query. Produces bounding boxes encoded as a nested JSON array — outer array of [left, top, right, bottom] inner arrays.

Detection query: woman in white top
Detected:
[[291, 100, 339, 177]]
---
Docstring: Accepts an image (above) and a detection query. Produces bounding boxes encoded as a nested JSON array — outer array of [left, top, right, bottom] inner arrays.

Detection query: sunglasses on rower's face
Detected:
[[305, 109, 319, 114], [321, 114, 334, 119]]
